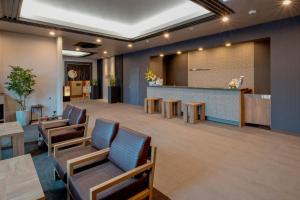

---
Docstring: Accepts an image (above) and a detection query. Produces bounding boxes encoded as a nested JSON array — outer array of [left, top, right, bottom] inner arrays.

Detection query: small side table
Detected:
[[183, 102, 206, 124], [144, 98, 162, 114], [0, 122, 24, 160], [31, 104, 43, 124], [161, 99, 181, 119]]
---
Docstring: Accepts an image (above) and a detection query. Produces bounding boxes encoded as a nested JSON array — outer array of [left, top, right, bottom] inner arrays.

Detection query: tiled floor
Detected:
[[71, 100, 300, 200]]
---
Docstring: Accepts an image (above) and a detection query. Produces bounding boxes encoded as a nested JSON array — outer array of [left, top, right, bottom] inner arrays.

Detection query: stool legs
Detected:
[[183, 104, 188, 122], [200, 104, 206, 121], [166, 102, 172, 119]]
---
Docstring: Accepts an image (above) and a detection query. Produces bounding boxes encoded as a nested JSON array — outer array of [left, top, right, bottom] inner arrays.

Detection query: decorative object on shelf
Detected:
[[5, 66, 36, 126], [68, 69, 77, 80], [228, 76, 245, 89], [155, 78, 163, 86], [145, 68, 157, 86]]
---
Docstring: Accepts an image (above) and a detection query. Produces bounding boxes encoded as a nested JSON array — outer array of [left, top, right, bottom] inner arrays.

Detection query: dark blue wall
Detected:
[[122, 16, 300, 134]]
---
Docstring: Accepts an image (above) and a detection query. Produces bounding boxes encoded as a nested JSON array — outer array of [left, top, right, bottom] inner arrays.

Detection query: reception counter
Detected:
[[147, 86, 251, 126]]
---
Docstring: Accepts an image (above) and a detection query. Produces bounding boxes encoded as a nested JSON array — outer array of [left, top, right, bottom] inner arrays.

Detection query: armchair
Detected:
[[39, 106, 88, 155], [53, 118, 119, 182], [67, 127, 156, 200]]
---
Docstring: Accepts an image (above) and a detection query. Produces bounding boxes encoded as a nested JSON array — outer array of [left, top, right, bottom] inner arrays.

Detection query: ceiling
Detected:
[[0, 0, 300, 59]]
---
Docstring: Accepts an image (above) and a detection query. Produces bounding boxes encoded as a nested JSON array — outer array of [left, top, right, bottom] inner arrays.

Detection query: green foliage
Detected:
[[109, 76, 116, 87], [5, 66, 36, 111], [91, 79, 98, 86]]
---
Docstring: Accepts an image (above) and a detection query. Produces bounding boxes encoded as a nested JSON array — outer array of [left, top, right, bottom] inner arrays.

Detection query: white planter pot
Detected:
[[16, 110, 30, 126], [148, 81, 156, 86]]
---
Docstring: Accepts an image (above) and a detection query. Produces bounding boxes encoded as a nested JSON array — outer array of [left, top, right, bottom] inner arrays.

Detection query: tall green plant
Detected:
[[109, 76, 116, 87], [5, 66, 36, 111]]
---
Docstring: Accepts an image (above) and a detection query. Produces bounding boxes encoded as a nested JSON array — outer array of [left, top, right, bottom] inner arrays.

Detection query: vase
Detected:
[[16, 110, 30, 126], [148, 81, 156, 86]]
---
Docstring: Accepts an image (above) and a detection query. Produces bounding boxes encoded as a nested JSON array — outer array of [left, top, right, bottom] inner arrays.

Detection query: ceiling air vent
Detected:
[[74, 42, 102, 49]]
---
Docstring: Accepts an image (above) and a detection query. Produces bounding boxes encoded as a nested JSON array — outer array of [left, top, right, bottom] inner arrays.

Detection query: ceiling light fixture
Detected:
[[103, 50, 108, 54], [282, 0, 292, 6], [49, 31, 56, 36], [198, 47, 204, 51], [75, 47, 80, 51], [164, 33, 170, 39], [96, 38, 102, 43], [221, 16, 229, 22], [177, 51, 182, 55], [159, 53, 164, 57], [128, 43, 133, 48], [62, 50, 91, 57], [225, 42, 232, 47]]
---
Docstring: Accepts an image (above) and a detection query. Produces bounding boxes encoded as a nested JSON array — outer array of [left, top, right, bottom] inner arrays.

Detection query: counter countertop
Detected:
[[147, 85, 250, 92]]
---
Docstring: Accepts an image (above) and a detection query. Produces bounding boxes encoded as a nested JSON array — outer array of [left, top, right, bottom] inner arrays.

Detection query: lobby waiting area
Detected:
[[0, 0, 300, 200]]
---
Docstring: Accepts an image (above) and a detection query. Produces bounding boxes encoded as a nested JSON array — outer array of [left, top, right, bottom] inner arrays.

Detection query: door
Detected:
[[128, 67, 139, 105]]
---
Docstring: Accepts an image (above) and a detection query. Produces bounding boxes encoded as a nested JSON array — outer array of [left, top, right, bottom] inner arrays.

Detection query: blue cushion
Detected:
[[108, 128, 151, 171], [91, 119, 119, 150]]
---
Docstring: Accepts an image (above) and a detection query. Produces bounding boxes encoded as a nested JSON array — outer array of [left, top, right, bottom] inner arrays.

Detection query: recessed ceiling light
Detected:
[[282, 0, 292, 6], [198, 47, 204, 51], [75, 47, 80, 51], [159, 53, 164, 57], [225, 42, 232, 47], [188, 27, 194, 31], [103, 50, 108, 54], [49, 31, 55, 36], [177, 51, 182, 55], [145, 39, 150, 43], [164, 33, 170, 39], [248, 10, 257, 15], [222, 16, 229, 22], [96, 38, 102, 43], [128, 43, 133, 48]]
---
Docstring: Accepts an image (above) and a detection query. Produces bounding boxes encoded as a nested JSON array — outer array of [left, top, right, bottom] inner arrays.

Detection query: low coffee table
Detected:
[[0, 154, 45, 200], [0, 121, 24, 160]]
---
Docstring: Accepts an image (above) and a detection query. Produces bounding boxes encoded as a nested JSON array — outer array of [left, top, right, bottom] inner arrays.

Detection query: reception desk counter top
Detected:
[[147, 86, 251, 126]]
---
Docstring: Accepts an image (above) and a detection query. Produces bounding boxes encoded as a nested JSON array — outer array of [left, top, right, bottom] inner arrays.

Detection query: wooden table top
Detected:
[[0, 154, 45, 200], [183, 102, 205, 106], [0, 122, 24, 137]]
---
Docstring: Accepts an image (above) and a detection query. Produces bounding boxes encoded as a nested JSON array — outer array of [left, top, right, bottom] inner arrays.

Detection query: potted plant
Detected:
[[5, 66, 36, 126], [90, 79, 99, 99], [144, 68, 157, 86], [108, 76, 119, 103]]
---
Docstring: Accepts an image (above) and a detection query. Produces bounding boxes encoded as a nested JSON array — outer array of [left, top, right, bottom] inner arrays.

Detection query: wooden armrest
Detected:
[[48, 123, 86, 136], [53, 137, 92, 157], [89, 162, 154, 200], [41, 119, 69, 129], [67, 148, 110, 176]]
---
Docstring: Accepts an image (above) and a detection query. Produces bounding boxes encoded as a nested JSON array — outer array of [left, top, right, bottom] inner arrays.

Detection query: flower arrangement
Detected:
[[144, 68, 157, 82]]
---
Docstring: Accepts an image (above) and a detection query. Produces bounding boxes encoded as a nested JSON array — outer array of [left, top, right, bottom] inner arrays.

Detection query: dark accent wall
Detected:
[[64, 61, 92, 83], [164, 53, 188, 86], [254, 40, 271, 94], [97, 59, 103, 99], [122, 16, 300, 134], [115, 55, 124, 102]]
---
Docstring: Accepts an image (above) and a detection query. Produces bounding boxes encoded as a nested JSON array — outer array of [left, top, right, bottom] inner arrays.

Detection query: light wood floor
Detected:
[[71, 100, 300, 200]]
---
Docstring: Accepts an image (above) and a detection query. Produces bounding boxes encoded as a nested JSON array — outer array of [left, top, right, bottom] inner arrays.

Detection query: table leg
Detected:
[[200, 104, 206, 121], [183, 105, 188, 123], [12, 132, 24, 157], [190, 106, 198, 124], [166, 102, 172, 119], [161, 102, 166, 118], [149, 100, 155, 114], [177, 102, 181, 116]]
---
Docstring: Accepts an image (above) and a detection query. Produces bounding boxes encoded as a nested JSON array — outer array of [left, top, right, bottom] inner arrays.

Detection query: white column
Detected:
[[56, 36, 64, 114]]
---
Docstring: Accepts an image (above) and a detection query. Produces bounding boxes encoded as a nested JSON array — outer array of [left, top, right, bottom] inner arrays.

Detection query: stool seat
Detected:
[[144, 98, 162, 114], [183, 102, 206, 123], [161, 99, 181, 119]]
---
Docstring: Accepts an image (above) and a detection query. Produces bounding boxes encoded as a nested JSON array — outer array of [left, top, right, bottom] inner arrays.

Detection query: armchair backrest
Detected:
[[62, 104, 73, 119], [108, 127, 151, 171], [91, 119, 119, 150], [68, 106, 86, 125]]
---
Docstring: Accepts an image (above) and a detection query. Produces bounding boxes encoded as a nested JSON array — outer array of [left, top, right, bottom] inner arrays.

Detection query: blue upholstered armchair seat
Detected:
[[69, 161, 149, 200]]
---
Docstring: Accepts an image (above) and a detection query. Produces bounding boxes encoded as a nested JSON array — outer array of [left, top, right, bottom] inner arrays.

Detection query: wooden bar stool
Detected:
[[183, 102, 206, 123], [161, 99, 181, 119], [144, 98, 162, 114]]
